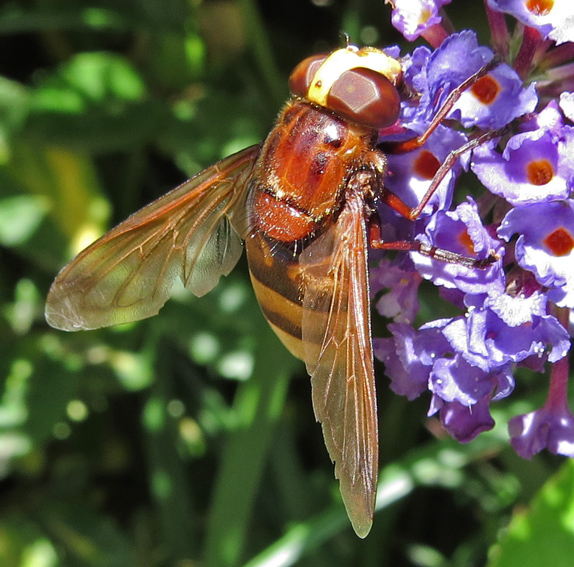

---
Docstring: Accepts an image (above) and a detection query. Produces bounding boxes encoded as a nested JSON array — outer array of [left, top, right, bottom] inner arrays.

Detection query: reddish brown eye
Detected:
[[326, 67, 401, 129], [289, 54, 328, 98]]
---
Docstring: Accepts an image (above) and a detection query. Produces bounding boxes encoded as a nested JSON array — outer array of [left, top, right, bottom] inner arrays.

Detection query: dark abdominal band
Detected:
[[247, 231, 305, 341]]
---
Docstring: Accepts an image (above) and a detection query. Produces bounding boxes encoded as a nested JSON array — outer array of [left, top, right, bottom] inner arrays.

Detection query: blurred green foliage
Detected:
[[0, 0, 572, 566]]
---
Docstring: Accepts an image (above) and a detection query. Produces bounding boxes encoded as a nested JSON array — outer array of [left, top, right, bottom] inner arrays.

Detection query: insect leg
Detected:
[[390, 127, 508, 221], [374, 56, 506, 222], [388, 55, 502, 154], [365, 125, 504, 223], [368, 214, 499, 269]]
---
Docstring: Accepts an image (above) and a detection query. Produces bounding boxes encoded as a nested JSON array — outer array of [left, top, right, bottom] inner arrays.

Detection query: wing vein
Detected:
[[301, 193, 378, 538], [46, 145, 260, 330]]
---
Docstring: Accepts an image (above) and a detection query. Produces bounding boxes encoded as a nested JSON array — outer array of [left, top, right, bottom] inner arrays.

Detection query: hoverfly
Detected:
[[46, 45, 498, 537]]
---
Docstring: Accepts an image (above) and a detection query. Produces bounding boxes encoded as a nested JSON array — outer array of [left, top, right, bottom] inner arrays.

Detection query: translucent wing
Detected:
[[300, 192, 378, 538], [46, 145, 260, 331]]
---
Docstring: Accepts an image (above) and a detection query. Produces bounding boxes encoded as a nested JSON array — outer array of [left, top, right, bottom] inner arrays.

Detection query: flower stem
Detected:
[[545, 307, 571, 412], [484, 0, 510, 59], [514, 26, 544, 80]]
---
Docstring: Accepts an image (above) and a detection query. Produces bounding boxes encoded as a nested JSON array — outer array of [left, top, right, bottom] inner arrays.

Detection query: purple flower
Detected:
[[375, 316, 516, 443], [560, 92, 574, 122], [403, 31, 496, 133], [410, 198, 505, 294], [428, 354, 513, 406], [450, 63, 538, 129], [370, 259, 422, 325], [487, 0, 574, 45], [384, 125, 468, 215], [374, 322, 451, 400], [373, 1, 573, 461], [498, 200, 574, 308], [472, 124, 574, 206], [401, 30, 536, 134], [401, 46, 432, 117], [443, 291, 570, 372], [390, 0, 453, 42], [509, 405, 574, 458], [434, 394, 496, 443], [522, 100, 565, 134], [510, 354, 574, 458]]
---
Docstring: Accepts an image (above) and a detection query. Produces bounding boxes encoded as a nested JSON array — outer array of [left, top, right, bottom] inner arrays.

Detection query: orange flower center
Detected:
[[526, 159, 554, 186], [413, 150, 441, 180], [544, 227, 574, 257], [526, 0, 554, 16], [471, 75, 500, 105]]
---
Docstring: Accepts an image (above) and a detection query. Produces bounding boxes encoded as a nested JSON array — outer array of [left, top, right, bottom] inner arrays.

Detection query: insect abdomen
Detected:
[[246, 232, 306, 360]]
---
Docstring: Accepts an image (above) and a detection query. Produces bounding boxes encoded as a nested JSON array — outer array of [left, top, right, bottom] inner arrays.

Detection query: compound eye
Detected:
[[288, 54, 328, 98], [326, 67, 401, 129]]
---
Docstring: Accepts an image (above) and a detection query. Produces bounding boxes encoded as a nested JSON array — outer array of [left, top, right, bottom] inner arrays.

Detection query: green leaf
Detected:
[[38, 52, 146, 105], [0, 76, 30, 164], [0, 196, 48, 247], [203, 314, 298, 567], [0, 5, 127, 34], [487, 460, 574, 567], [5, 142, 107, 251], [0, 514, 59, 567], [24, 52, 168, 153], [140, 347, 197, 562], [40, 500, 138, 567]]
